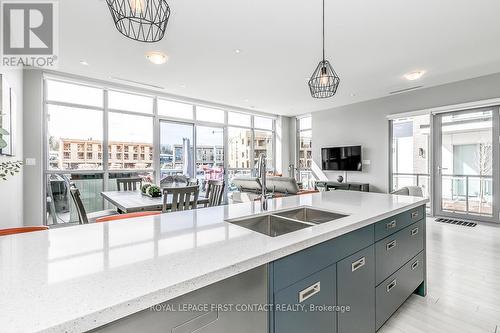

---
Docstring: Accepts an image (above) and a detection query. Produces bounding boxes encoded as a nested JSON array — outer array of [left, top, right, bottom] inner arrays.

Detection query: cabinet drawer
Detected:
[[375, 220, 424, 285], [273, 225, 373, 292], [274, 265, 336, 333], [374, 206, 424, 241], [337, 245, 375, 333], [376, 251, 424, 330]]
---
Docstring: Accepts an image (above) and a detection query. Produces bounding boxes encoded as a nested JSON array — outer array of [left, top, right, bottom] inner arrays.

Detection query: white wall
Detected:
[[22, 70, 44, 226], [312, 72, 500, 193], [0, 69, 23, 228]]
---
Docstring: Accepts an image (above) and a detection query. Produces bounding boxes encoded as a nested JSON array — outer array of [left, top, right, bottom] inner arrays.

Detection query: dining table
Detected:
[[101, 190, 210, 213]]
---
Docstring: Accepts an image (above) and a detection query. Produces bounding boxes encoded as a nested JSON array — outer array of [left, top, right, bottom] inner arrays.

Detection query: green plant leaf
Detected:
[[0, 138, 7, 149], [0, 128, 9, 135]]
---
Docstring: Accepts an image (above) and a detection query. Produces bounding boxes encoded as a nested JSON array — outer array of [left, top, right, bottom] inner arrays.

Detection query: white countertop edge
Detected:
[[43, 198, 428, 333]]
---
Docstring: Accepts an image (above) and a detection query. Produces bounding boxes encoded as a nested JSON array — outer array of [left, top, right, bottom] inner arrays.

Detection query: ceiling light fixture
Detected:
[[404, 70, 425, 81], [80, 60, 89, 66], [105, 0, 171, 42], [146, 51, 168, 64], [308, 0, 340, 99], [234, 49, 241, 54]]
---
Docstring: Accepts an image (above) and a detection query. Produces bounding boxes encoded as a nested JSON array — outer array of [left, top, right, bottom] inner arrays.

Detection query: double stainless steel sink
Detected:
[[226, 206, 348, 237]]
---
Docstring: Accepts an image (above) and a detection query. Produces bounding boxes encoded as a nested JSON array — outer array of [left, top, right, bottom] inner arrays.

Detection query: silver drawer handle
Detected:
[[411, 211, 419, 219], [386, 220, 397, 229], [411, 227, 419, 236], [299, 282, 321, 303], [386, 240, 397, 251], [411, 260, 419, 270], [351, 257, 366, 272], [386, 279, 397, 293]]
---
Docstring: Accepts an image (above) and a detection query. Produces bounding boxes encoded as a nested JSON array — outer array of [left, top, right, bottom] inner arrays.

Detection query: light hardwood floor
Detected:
[[379, 218, 500, 333]]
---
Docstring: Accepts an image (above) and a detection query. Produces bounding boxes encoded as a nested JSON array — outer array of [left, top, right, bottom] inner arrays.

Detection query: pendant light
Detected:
[[308, 0, 340, 98], [106, 0, 171, 42]]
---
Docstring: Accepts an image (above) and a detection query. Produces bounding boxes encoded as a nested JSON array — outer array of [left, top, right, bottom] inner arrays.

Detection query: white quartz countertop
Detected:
[[0, 191, 427, 332]]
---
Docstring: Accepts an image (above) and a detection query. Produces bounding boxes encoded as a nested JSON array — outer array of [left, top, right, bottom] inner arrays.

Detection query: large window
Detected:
[[196, 126, 224, 191], [47, 105, 103, 171], [159, 121, 194, 179], [44, 77, 276, 225], [297, 116, 314, 189], [108, 112, 153, 170], [390, 115, 430, 199]]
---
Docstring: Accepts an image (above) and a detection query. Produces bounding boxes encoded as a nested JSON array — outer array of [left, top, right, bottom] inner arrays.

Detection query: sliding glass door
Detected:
[[159, 121, 194, 179], [195, 125, 225, 192], [433, 107, 499, 222]]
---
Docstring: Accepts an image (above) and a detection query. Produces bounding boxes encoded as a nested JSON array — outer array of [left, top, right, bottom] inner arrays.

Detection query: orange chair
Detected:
[[0, 226, 49, 237], [297, 190, 320, 195], [96, 211, 161, 223]]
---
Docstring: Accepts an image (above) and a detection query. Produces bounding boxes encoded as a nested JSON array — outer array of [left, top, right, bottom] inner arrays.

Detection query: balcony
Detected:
[[392, 173, 492, 217]]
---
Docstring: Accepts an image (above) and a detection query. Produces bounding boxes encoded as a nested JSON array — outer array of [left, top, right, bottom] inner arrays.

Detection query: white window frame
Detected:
[[42, 74, 277, 224]]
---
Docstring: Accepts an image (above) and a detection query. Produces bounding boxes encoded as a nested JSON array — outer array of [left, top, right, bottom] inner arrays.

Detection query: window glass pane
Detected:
[[160, 121, 194, 179], [108, 91, 153, 114], [47, 105, 103, 170], [158, 99, 193, 119], [227, 170, 252, 192], [227, 127, 252, 169], [390, 115, 430, 206], [108, 113, 153, 170], [299, 117, 312, 130], [254, 116, 273, 130], [46, 173, 103, 225], [298, 130, 312, 169], [196, 106, 225, 123], [228, 112, 251, 127], [46, 80, 103, 107], [195, 126, 224, 193], [254, 130, 273, 170]]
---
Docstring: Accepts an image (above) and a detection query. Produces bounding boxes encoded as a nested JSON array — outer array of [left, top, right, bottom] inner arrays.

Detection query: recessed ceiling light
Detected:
[[234, 49, 241, 54], [80, 60, 89, 66], [146, 51, 168, 65], [404, 70, 426, 81]]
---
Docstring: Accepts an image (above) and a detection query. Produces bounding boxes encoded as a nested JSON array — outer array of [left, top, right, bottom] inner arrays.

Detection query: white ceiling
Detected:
[[58, 0, 500, 116]]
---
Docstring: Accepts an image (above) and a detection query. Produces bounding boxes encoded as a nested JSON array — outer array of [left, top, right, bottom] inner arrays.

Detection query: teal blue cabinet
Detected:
[[274, 265, 337, 333], [337, 245, 375, 333], [271, 205, 426, 333]]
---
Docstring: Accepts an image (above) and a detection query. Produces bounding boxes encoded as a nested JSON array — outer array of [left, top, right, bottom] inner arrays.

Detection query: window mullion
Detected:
[[103, 90, 109, 197]]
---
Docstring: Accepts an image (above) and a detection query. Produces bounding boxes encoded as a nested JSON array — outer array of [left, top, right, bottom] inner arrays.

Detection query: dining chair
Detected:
[[188, 178, 199, 186], [117, 177, 142, 191], [96, 211, 161, 223], [69, 184, 119, 224], [162, 185, 199, 213], [0, 226, 49, 236], [160, 175, 189, 188], [204, 180, 225, 207]]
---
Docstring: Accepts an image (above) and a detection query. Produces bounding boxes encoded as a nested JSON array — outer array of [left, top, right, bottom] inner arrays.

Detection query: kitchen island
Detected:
[[0, 191, 428, 332]]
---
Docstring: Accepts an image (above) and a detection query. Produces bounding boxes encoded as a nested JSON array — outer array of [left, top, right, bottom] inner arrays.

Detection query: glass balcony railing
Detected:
[[441, 174, 492, 216], [392, 173, 493, 217]]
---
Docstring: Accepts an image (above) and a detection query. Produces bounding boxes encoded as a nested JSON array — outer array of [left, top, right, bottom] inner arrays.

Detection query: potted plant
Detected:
[[141, 183, 151, 194], [146, 185, 161, 198]]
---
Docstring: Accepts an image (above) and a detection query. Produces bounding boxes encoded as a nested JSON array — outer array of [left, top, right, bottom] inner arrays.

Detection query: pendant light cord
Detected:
[[322, 0, 325, 62]]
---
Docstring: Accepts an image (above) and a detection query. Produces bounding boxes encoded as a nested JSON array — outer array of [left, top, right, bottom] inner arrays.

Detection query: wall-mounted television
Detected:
[[321, 146, 362, 171]]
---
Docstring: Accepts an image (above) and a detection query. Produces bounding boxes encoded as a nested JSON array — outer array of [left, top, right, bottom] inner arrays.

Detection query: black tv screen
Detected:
[[321, 146, 362, 171]]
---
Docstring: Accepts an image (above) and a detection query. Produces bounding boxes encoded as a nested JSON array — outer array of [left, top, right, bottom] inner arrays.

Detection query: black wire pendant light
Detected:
[[106, 0, 171, 42], [308, 0, 340, 98]]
